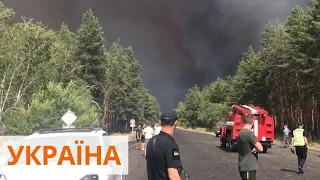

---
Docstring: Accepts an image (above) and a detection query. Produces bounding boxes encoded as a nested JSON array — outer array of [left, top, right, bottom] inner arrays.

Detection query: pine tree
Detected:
[[75, 9, 106, 105]]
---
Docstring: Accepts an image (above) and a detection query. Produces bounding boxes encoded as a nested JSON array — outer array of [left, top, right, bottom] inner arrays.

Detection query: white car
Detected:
[[0, 128, 126, 180]]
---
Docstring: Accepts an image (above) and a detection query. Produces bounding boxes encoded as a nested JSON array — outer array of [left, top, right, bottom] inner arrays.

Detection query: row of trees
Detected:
[[0, 2, 160, 135], [176, 0, 320, 139], [175, 79, 231, 130]]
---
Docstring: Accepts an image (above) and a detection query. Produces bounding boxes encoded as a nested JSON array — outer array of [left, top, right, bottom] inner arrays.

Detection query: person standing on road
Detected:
[[236, 114, 263, 180], [154, 121, 162, 135], [146, 110, 183, 180], [291, 121, 309, 174], [136, 125, 142, 150], [141, 124, 146, 151], [283, 124, 291, 148], [143, 122, 154, 156]]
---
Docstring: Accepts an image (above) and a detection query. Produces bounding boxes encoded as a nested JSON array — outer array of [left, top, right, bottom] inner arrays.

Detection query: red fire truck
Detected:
[[219, 104, 274, 153]]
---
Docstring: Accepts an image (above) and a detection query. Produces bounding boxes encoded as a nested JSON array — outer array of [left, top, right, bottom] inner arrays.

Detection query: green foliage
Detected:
[[175, 102, 189, 128], [142, 94, 161, 124], [5, 81, 99, 135], [75, 9, 106, 105], [0, 2, 15, 35], [178, 2, 320, 138], [231, 46, 268, 106], [202, 77, 229, 104], [184, 85, 203, 127], [0, 4, 160, 135], [197, 103, 229, 129], [176, 82, 230, 129], [52, 23, 81, 84], [0, 19, 59, 122], [102, 41, 160, 127]]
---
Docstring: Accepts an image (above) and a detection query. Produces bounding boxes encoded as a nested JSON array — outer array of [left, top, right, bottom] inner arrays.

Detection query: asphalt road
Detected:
[[127, 129, 320, 180]]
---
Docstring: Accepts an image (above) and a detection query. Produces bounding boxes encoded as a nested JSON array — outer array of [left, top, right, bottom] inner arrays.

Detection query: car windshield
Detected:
[[7, 135, 105, 165]]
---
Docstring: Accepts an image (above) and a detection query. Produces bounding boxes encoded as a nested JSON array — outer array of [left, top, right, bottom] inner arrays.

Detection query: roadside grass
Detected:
[[273, 134, 320, 151], [308, 141, 320, 150]]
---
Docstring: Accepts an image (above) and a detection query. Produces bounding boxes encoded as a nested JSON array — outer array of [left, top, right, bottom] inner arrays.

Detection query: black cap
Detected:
[[298, 121, 304, 126], [160, 110, 178, 123]]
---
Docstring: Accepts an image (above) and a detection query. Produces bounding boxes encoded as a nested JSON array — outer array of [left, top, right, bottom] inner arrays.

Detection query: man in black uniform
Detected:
[[146, 110, 182, 180]]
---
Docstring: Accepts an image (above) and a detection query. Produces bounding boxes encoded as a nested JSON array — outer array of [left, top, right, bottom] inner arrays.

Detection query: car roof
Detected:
[[27, 128, 108, 139]]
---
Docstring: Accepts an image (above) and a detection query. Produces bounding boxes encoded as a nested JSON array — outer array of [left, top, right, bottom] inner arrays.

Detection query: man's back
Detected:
[[293, 128, 306, 147], [146, 131, 182, 180], [236, 129, 259, 172]]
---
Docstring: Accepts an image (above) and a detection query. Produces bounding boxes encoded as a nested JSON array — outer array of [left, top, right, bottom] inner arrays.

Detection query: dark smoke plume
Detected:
[[2, 0, 308, 110]]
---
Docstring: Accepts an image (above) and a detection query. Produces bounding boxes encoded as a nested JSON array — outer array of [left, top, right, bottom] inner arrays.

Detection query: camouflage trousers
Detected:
[[282, 136, 290, 148]]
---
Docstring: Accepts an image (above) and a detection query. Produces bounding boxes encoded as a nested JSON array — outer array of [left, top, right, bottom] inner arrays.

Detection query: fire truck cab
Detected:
[[219, 104, 274, 153]]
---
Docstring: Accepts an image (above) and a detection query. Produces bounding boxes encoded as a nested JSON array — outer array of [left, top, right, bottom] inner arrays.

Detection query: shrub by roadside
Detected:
[[274, 137, 320, 151]]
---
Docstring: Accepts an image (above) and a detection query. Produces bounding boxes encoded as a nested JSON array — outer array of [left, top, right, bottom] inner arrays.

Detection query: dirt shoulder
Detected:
[[176, 126, 216, 136], [274, 138, 320, 151]]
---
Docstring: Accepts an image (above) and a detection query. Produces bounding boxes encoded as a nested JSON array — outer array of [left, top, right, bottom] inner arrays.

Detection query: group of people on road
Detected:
[[237, 114, 309, 180], [141, 110, 309, 180], [135, 121, 163, 156], [135, 110, 188, 180], [281, 123, 308, 174]]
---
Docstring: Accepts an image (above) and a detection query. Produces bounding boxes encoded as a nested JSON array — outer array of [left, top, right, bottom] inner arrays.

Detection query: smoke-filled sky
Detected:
[[2, 0, 308, 110]]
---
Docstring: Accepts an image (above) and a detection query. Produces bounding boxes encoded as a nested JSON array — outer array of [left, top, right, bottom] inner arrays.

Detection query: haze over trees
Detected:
[[0, 2, 160, 135], [176, 0, 320, 139]]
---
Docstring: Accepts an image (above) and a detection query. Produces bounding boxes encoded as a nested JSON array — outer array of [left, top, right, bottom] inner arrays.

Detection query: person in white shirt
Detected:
[[143, 122, 154, 156], [154, 122, 162, 135]]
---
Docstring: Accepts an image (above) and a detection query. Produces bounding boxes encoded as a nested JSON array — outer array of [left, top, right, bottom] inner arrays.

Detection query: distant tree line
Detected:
[[176, 1, 320, 139], [0, 2, 160, 135]]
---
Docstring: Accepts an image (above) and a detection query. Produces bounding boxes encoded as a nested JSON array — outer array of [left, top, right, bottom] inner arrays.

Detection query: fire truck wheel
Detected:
[[227, 138, 236, 152], [226, 137, 231, 151], [262, 146, 268, 153], [220, 138, 226, 148], [230, 140, 237, 152]]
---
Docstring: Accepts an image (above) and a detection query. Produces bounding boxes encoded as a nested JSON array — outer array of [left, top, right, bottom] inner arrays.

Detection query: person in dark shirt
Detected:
[[135, 125, 142, 150], [146, 110, 182, 180], [236, 114, 263, 180]]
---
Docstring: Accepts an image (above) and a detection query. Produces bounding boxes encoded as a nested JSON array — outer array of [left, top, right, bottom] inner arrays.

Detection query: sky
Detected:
[[2, 0, 308, 110]]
